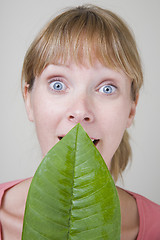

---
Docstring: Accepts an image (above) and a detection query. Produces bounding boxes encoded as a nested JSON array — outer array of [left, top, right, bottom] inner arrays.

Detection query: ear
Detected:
[[24, 83, 34, 122], [126, 94, 139, 128]]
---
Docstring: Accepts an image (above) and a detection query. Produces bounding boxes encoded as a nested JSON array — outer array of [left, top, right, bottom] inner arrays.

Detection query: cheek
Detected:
[[100, 101, 131, 132], [31, 96, 66, 155], [98, 102, 131, 167], [32, 95, 65, 126]]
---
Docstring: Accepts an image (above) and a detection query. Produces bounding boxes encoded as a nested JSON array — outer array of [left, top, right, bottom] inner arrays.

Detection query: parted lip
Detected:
[[58, 136, 100, 146]]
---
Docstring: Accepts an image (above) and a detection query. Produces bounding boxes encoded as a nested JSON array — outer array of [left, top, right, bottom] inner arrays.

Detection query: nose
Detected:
[[67, 96, 95, 124]]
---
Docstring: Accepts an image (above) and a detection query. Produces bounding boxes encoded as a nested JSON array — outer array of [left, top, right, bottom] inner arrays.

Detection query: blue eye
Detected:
[[49, 81, 66, 91], [99, 85, 116, 94]]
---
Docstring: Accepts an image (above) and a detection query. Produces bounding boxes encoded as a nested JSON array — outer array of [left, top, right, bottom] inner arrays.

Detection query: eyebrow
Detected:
[[52, 62, 70, 68]]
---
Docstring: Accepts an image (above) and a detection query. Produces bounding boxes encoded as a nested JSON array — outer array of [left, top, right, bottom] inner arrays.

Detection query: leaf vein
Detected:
[[29, 204, 68, 228], [74, 180, 112, 201], [31, 195, 69, 216], [34, 183, 69, 205]]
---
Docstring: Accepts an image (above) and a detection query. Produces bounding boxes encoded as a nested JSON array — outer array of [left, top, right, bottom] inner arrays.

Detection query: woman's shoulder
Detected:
[[0, 178, 32, 239], [123, 188, 160, 239], [126, 189, 160, 215], [0, 178, 32, 210], [0, 178, 32, 221], [0, 178, 31, 207], [0, 179, 24, 206], [116, 187, 139, 239]]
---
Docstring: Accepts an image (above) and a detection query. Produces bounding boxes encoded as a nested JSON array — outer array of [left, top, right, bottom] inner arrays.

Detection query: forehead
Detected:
[[40, 60, 130, 85]]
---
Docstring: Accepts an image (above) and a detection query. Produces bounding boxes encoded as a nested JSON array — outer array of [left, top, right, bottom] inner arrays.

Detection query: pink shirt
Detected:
[[126, 190, 160, 239], [0, 179, 160, 239]]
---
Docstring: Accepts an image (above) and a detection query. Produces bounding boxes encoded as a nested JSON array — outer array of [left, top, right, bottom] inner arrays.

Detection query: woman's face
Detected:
[[25, 61, 136, 169]]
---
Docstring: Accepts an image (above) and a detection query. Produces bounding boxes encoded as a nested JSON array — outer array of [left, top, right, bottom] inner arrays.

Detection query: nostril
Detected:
[[68, 113, 93, 123], [84, 117, 90, 121], [69, 115, 74, 120]]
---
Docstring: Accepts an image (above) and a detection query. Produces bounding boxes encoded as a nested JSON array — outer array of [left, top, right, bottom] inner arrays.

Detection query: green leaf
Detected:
[[22, 123, 121, 240]]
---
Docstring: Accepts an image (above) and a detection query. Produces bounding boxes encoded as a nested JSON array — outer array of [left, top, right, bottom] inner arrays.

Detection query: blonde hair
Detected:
[[21, 4, 143, 181]]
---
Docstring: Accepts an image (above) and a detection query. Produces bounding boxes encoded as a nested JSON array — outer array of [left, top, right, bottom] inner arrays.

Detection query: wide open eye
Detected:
[[99, 85, 116, 94], [49, 80, 66, 91]]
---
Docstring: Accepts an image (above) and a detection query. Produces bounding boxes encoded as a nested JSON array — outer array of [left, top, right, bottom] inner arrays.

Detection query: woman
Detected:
[[0, 4, 160, 240]]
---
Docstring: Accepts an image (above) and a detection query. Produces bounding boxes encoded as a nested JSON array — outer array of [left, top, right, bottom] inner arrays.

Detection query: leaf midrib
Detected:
[[67, 124, 79, 239]]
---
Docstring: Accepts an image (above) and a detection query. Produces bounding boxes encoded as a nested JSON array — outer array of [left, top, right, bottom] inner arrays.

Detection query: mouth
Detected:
[[58, 136, 99, 146], [90, 139, 99, 146]]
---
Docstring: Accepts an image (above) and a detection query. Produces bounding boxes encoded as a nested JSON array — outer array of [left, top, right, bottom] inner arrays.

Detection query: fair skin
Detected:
[[0, 61, 139, 240], [25, 61, 135, 168]]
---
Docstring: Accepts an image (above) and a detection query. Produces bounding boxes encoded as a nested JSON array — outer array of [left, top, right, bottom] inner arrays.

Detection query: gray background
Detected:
[[0, 0, 160, 204]]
